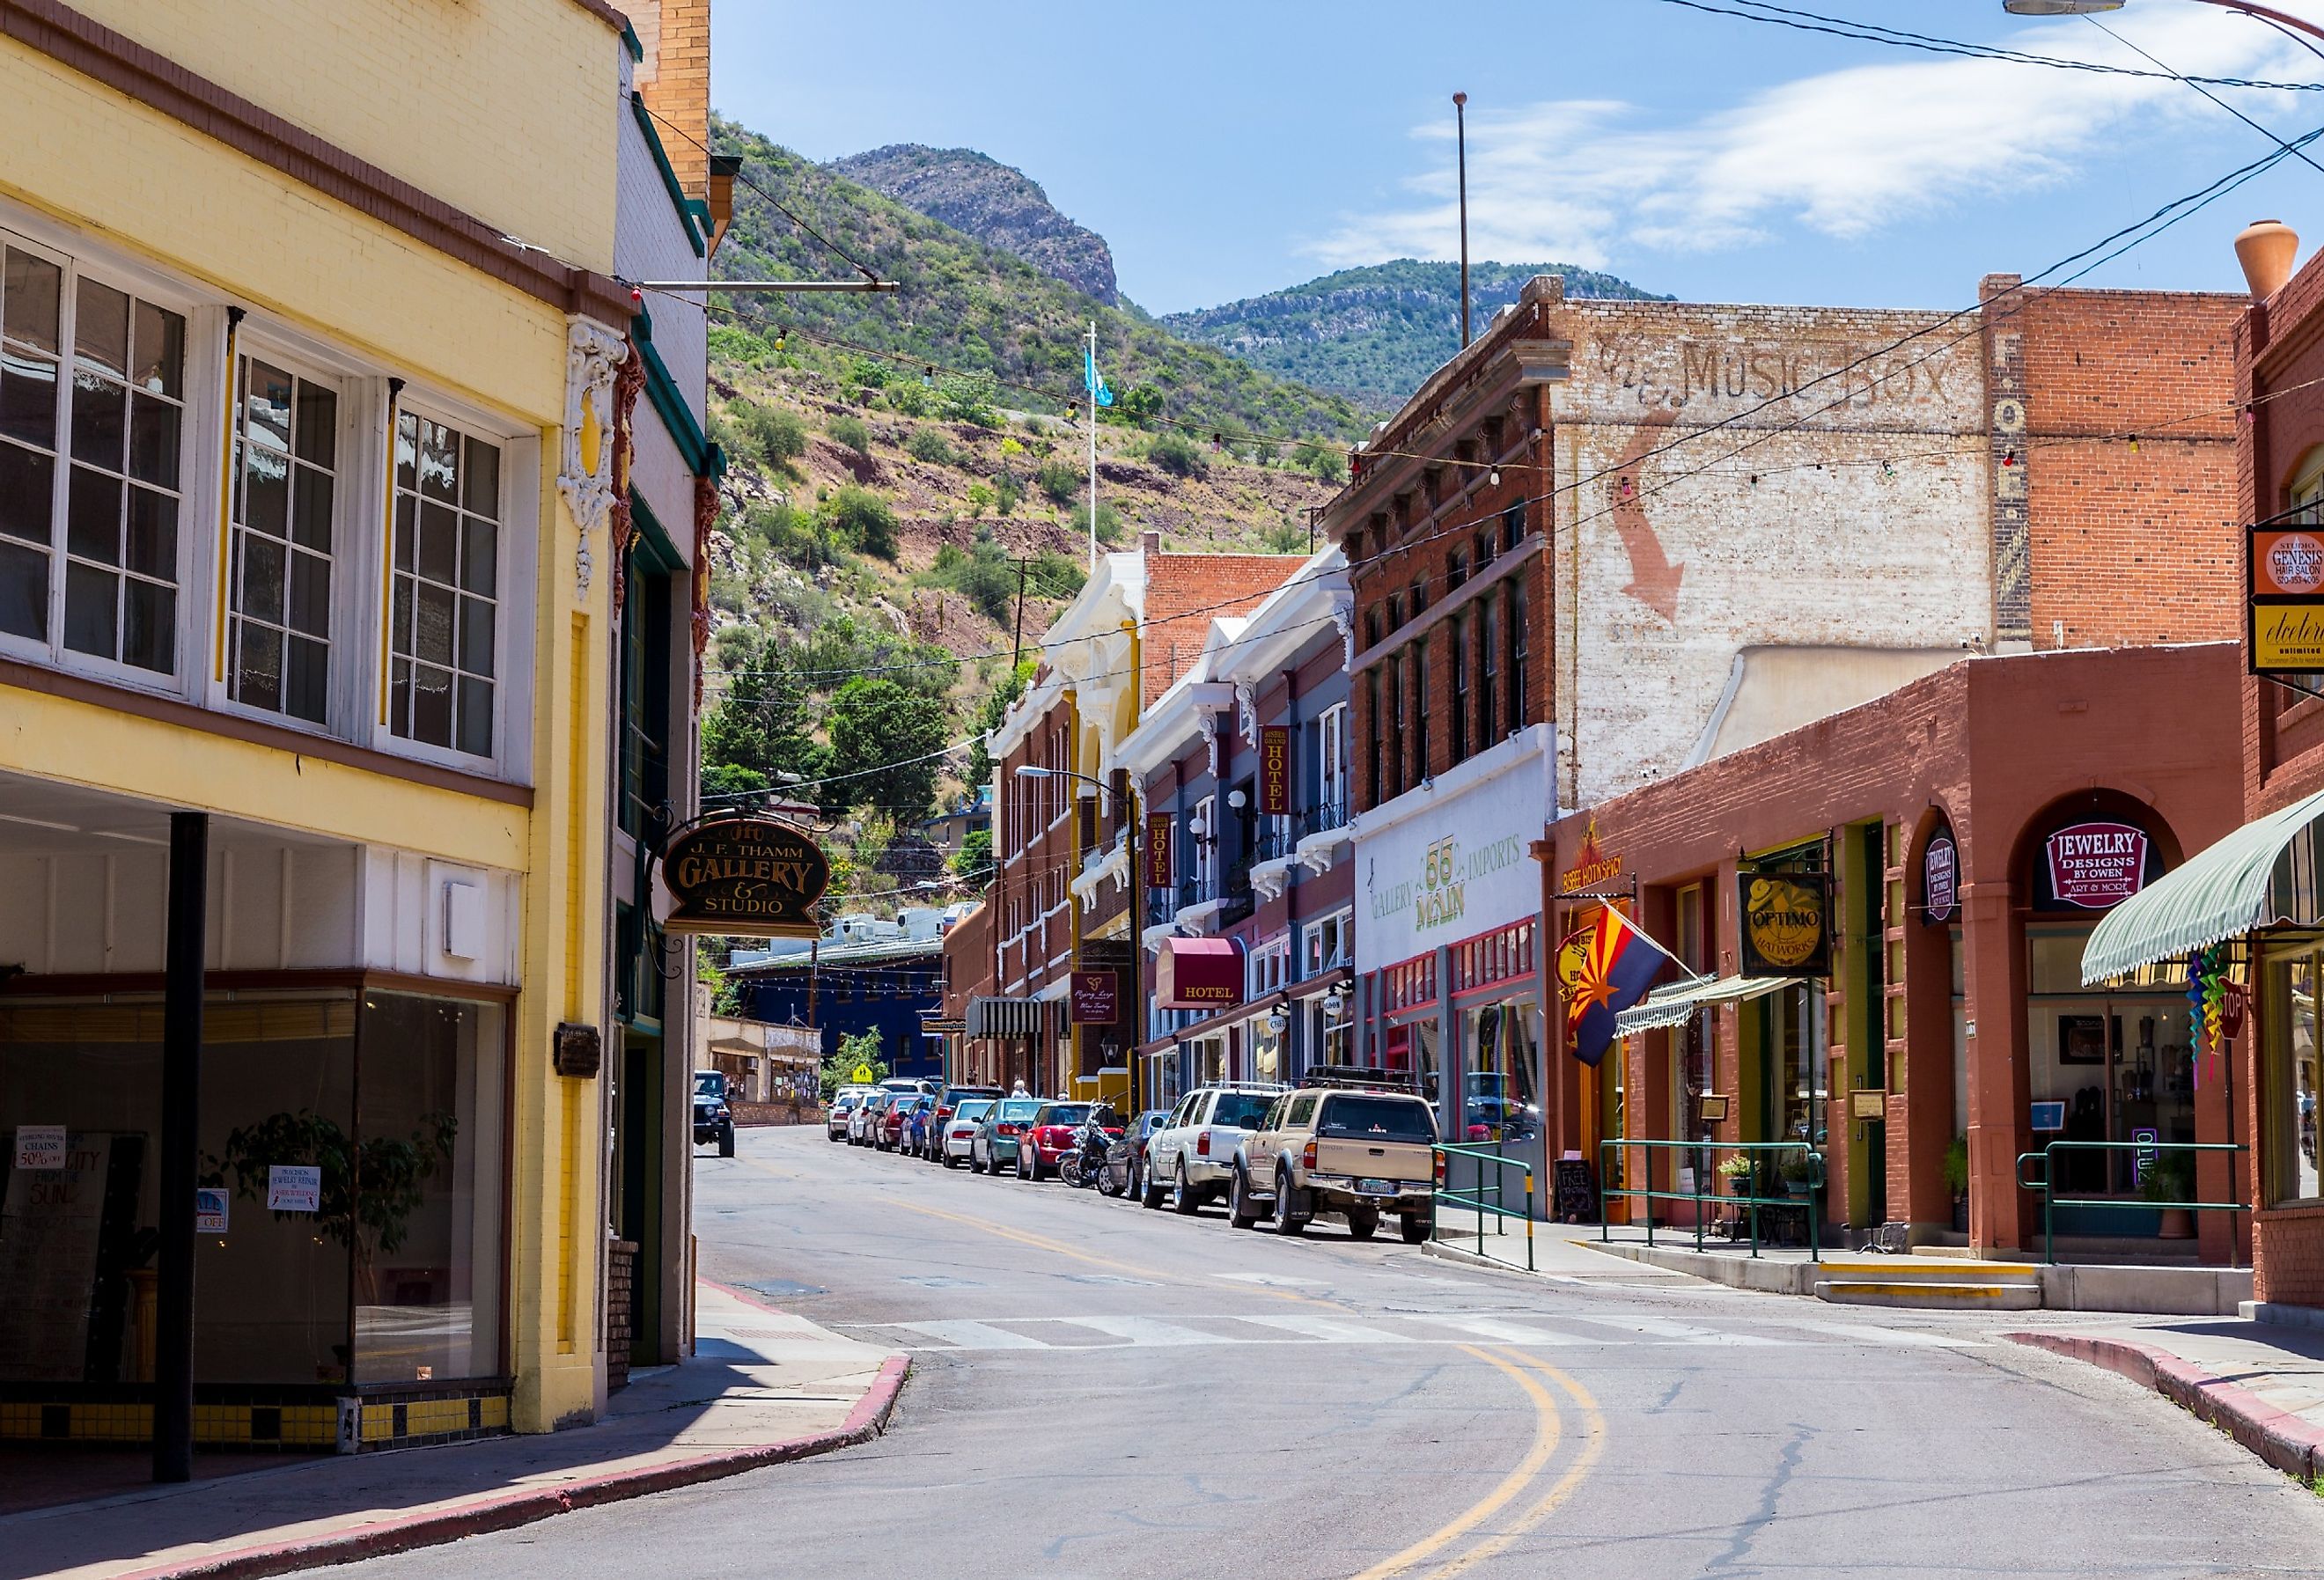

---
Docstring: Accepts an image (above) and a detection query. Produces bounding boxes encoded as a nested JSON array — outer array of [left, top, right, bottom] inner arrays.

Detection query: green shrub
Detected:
[[886, 379, 933, 418], [1148, 432, 1207, 480], [1261, 519, 1310, 555], [993, 471, 1021, 516], [923, 536, 1020, 626], [732, 400, 806, 468], [907, 428, 960, 468], [1092, 503, 1124, 546], [828, 413, 871, 455], [938, 371, 998, 427], [966, 481, 994, 513], [847, 356, 890, 390], [1293, 438, 1347, 484], [821, 487, 899, 560], [1028, 549, 1086, 600], [1035, 459, 1081, 507]]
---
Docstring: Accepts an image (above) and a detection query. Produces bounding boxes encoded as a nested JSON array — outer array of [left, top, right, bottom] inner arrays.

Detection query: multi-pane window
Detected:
[[1507, 579, 1528, 733], [391, 411, 500, 756], [230, 356, 336, 722], [1317, 702, 1347, 822], [1363, 671, 1382, 808], [1478, 592, 1499, 747], [0, 245, 186, 672], [1304, 908, 1352, 975], [1386, 654, 1407, 799], [1502, 503, 1524, 554], [1413, 639, 1430, 785], [1449, 615, 1470, 761]]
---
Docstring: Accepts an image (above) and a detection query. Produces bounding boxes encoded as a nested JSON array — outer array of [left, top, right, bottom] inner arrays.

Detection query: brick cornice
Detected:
[[0, 0, 633, 330]]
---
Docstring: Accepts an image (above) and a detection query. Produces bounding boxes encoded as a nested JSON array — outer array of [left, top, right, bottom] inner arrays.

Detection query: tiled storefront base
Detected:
[[2254, 1201, 2324, 1308], [0, 1382, 511, 1452]]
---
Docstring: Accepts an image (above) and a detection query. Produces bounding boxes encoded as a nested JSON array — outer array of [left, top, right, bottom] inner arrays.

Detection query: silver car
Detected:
[[941, 1098, 996, 1168]]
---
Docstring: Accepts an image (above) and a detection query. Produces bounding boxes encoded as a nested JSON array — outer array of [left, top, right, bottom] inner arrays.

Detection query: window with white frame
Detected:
[[1193, 795, 1216, 895], [390, 410, 500, 756], [1249, 937, 1291, 999], [0, 242, 188, 673], [1318, 703, 1347, 822], [229, 356, 338, 722], [1303, 907, 1353, 978]]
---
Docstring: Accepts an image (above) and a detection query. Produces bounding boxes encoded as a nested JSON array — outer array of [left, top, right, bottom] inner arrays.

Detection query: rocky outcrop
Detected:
[[826, 143, 1118, 305]]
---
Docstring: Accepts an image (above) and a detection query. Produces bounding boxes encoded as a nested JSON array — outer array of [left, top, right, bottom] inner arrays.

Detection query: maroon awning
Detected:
[[1156, 937, 1245, 1010]]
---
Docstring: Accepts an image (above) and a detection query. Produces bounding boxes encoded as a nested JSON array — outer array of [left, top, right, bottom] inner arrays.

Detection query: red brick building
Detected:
[[1545, 644, 2246, 1258]]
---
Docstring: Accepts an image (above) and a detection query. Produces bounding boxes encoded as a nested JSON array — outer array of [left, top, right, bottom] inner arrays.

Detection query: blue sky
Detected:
[[712, 0, 2324, 316]]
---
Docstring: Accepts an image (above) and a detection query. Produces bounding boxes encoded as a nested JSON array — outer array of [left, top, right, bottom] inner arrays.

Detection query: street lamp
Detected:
[[1015, 764, 1143, 1110], [2003, 0, 2324, 48]]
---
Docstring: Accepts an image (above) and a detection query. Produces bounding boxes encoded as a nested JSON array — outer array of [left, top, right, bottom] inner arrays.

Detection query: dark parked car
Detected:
[[1099, 1109, 1170, 1199], [923, 1084, 1003, 1161], [693, 1070, 735, 1157]]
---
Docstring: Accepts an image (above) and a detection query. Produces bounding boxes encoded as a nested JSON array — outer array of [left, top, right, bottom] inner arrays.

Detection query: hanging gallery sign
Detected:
[[1737, 871, 1831, 977], [658, 814, 831, 938]]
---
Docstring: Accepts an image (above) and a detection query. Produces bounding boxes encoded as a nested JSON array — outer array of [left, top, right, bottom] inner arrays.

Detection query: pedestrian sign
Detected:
[[850, 1062, 875, 1084]]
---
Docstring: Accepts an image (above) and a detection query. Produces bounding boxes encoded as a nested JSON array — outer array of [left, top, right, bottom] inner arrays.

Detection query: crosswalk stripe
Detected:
[[1066, 1315, 1225, 1347], [1405, 1315, 1584, 1346], [894, 1319, 1051, 1349], [1233, 1313, 1417, 1344], [1783, 1319, 1984, 1349], [1575, 1314, 1784, 1346]]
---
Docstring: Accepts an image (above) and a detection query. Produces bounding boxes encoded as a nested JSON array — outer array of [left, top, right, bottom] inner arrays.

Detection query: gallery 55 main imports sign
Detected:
[[658, 815, 830, 938]]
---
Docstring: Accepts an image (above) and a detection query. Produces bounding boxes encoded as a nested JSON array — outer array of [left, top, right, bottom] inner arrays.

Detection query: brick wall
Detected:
[[2008, 285, 2243, 649], [2254, 1204, 2324, 1306], [631, 0, 711, 199], [606, 1238, 636, 1392], [1139, 544, 1306, 705]]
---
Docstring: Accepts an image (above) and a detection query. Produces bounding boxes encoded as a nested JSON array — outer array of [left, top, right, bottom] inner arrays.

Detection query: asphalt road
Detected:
[[326, 1126, 2324, 1579]]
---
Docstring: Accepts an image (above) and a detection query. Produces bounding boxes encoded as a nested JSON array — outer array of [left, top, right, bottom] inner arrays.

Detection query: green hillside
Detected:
[[709, 116, 1373, 441], [1161, 259, 1672, 409]]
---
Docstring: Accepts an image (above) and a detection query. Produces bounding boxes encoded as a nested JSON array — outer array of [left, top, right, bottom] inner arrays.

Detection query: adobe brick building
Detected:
[[1543, 643, 2246, 1256], [1319, 269, 2245, 1202]]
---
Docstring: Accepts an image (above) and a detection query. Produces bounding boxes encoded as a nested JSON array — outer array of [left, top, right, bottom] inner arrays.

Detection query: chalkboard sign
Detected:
[[1554, 1157, 1599, 1224]]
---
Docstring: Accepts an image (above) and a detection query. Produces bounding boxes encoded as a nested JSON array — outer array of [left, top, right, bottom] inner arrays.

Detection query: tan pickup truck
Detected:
[[1228, 1084, 1439, 1242]]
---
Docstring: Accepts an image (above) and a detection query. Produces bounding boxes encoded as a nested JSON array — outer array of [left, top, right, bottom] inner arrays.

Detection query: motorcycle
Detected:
[[1059, 1116, 1120, 1190]]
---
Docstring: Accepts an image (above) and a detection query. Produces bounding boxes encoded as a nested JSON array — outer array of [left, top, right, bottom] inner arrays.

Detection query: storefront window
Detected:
[[1462, 1000, 1539, 1144], [2268, 949, 2323, 1204], [1384, 1019, 1440, 1104], [2028, 928, 2195, 1195], [1192, 1035, 1225, 1086], [0, 988, 505, 1391], [1249, 1022, 1282, 1084]]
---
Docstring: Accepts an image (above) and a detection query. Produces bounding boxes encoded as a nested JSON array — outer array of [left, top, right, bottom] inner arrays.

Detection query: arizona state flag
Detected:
[[1559, 905, 1678, 1069]]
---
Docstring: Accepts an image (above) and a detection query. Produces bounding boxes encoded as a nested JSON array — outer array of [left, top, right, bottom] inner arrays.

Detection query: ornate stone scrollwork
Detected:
[[1234, 681, 1257, 746], [560, 318, 629, 602], [1330, 594, 1356, 667]]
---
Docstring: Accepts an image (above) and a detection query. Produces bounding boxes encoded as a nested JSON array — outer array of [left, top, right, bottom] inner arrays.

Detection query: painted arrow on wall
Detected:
[[1609, 407, 1683, 622]]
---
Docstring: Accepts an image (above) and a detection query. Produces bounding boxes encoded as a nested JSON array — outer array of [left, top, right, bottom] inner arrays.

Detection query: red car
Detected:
[[878, 1096, 928, 1152], [1018, 1102, 1102, 1180]]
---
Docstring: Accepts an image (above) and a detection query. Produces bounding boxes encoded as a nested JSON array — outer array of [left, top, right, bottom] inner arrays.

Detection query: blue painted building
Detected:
[[728, 920, 958, 1080]]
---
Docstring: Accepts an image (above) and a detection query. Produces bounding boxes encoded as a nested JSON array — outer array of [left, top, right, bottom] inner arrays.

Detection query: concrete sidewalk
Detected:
[[0, 1282, 907, 1580], [2010, 1319, 2324, 1484]]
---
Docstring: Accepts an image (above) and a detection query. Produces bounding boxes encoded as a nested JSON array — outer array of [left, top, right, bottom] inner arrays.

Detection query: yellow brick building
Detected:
[[0, 0, 643, 1451]]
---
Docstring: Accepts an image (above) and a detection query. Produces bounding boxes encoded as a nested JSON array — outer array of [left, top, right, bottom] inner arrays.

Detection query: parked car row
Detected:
[[830, 1067, 1444, 1244]]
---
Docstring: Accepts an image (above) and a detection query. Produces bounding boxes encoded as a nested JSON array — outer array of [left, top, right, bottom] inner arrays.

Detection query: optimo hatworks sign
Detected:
[[658, 815, 830, 938]]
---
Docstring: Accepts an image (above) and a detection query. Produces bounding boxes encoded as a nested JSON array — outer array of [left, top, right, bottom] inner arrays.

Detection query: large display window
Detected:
[[0, 987, 507, 1389], [2026, 929, 2194, 1196], [2264, 945, 2324, 1206]]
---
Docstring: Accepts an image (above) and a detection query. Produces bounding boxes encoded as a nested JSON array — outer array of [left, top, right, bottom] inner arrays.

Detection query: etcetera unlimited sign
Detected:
[[2046, 822, 2149, 910]]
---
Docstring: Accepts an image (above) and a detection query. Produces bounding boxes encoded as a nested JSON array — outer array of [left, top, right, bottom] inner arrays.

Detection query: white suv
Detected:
[[1140, 1084, 1288, 1214]]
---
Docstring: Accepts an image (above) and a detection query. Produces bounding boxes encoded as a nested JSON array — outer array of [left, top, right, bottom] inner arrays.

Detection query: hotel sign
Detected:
[[1145, 812, 1173, 888], [659, 814, 830, 938], [2250, 525, 2324, 675], [1260, 725, 1291, 816]]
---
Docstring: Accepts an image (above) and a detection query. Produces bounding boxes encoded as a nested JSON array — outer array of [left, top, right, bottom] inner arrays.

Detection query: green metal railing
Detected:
[[2013, 1139, 2247, 1266], [1598, 1139, 1824, 1261], [1430, 1142, 1535, 1272]]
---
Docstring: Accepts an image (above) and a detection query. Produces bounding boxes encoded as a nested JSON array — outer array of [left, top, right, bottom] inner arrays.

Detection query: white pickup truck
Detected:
[[1139, 1084, 1287, 1213]]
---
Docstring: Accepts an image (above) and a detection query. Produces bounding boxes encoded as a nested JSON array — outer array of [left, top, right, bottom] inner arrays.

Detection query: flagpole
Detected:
[[1086, 319, 1099, 570]]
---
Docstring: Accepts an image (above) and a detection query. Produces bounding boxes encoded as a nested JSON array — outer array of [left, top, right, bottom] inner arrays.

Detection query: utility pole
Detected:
[[1012, 555, 1030, 667], [1086, 320, 1101, 570], [1453, 92, 1472, 349]]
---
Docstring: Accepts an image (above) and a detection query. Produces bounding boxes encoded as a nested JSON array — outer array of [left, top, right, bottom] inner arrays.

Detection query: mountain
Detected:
[[826, 143, 1118, 305], [711, 116, 1369, 442], [1162, 260, 1673, 409]]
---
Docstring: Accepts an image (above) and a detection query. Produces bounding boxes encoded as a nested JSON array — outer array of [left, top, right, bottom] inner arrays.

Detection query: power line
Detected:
[[638, 97, 884, 283]]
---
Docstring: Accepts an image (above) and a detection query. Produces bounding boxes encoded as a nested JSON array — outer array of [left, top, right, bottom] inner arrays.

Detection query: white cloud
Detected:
[[1308, 5, 2324, 270]]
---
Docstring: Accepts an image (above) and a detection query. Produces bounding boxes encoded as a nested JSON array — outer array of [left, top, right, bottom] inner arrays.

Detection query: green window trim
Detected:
[[629, 92, 707, 257], [629, 487, 685, 573]]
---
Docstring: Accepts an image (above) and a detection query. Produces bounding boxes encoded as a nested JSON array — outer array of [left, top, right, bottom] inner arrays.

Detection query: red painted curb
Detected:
[[2004, 1331, 2323, 1482], [105, 1354, 911, 1580]]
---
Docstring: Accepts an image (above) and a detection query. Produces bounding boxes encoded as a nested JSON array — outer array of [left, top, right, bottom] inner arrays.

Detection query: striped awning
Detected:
[[2082, 784, 2324, 985], [1614, 974, 1792, 1037], [966, 996, 1048, 1039]]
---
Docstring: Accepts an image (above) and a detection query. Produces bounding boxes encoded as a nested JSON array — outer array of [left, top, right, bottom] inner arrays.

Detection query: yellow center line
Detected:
[[1414, 1349, 1607, 1578], [1350, 1346, 1563, 1580]]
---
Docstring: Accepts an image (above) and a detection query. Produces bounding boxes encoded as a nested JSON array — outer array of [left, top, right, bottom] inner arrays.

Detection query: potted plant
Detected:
[[2142, 1152, 2197, 1239], [1717, 1155, 1756, 1197], [1945, 1135, 1970, 1232], [1780, 1150, 1821, 1200]]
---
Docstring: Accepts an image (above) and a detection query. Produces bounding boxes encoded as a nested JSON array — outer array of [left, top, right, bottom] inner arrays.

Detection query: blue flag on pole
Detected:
[[1085, 344, 1114, 408]]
